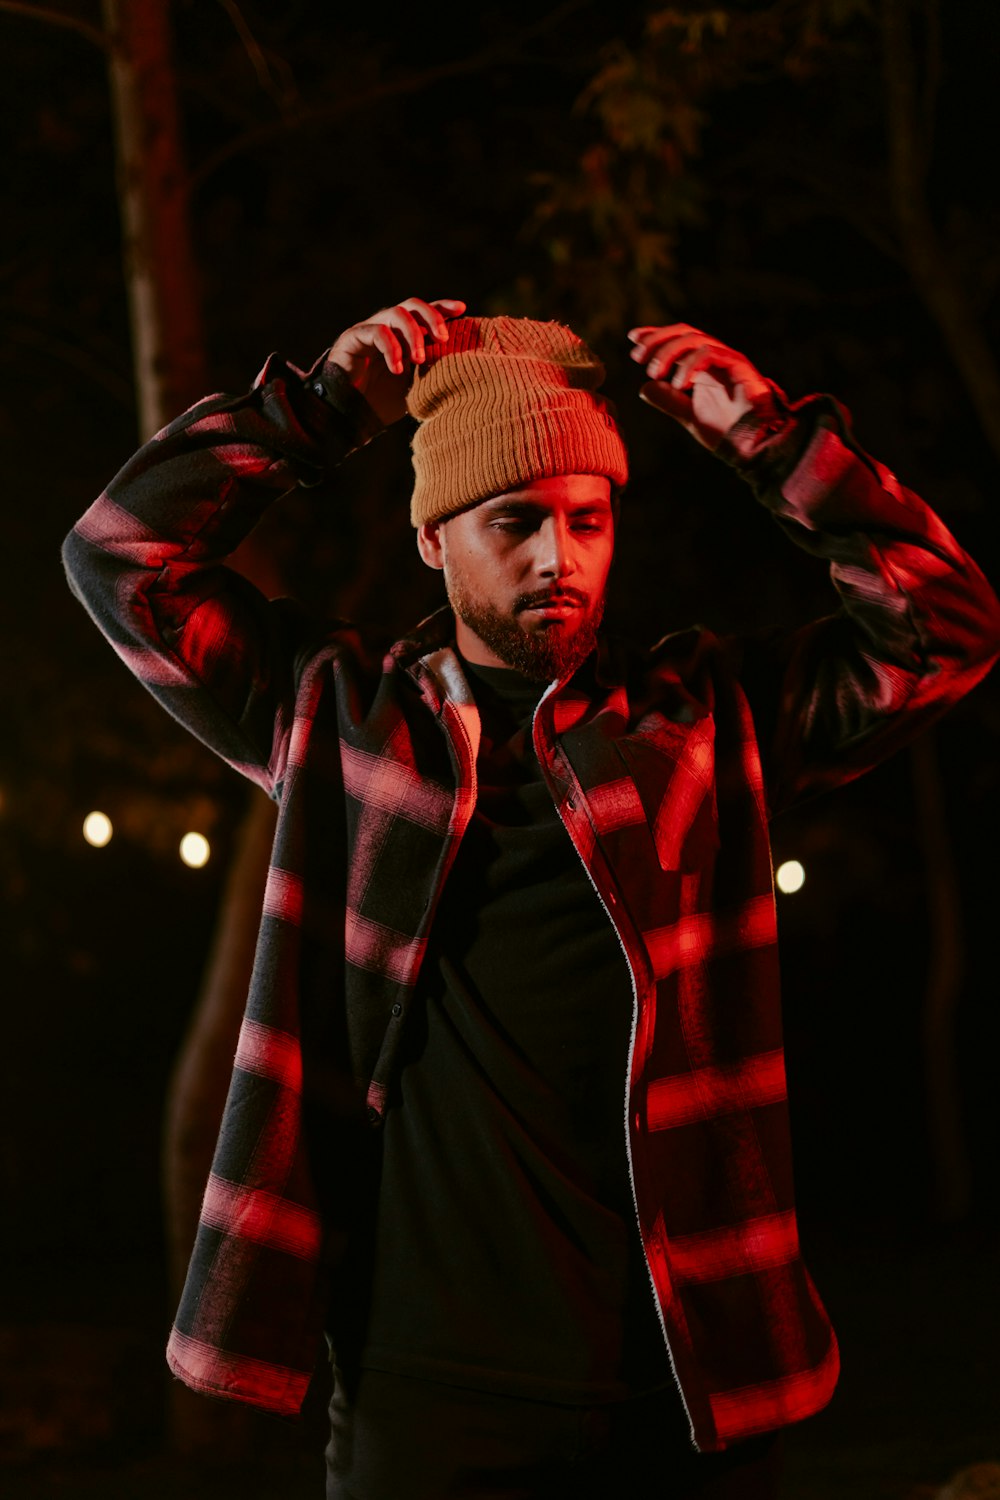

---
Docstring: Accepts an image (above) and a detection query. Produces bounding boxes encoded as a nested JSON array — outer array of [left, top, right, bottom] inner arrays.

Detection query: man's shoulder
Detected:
[[290, 605, 456, 716], [603, 622, 727, 683], [590, 623, 755, 728], [283, 607, 386, 677]]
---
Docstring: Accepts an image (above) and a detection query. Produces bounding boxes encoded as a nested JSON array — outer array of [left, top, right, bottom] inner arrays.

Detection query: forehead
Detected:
[[478, 474, 613, 512]]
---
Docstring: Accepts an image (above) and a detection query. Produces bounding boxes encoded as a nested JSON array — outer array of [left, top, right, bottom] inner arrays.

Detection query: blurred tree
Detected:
[[520, 0, 1000, 452], [514, 0, 1000, 1223], [102, 0, 206, 434], [101, 0, 267, 1455]]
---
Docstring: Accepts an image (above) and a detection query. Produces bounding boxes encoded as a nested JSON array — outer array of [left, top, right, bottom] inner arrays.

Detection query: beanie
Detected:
[[406, 316, 629, 527]]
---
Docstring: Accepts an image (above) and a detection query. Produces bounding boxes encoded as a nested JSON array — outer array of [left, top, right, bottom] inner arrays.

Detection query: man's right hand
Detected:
[[328, 297, 467, 426]]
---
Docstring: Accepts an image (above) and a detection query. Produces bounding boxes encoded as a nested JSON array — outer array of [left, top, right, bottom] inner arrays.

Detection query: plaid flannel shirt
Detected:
[[63, 352, 1000, 1453]]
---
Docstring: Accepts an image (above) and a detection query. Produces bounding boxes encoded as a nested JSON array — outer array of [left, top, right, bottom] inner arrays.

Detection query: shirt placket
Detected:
[[530, 687, 696, 1446]]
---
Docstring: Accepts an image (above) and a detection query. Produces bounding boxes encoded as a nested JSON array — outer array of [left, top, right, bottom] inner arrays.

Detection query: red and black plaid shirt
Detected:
[[63, 353, 1000, 1452]]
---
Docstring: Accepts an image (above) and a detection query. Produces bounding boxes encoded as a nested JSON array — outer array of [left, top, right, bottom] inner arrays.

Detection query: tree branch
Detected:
[[4, 321, 134, 405], [215, 0, 298, 115], [921, 0, 942, 166], [774, 151, 901, 265], [0, 0, 108, 50], [882, 0, 1000, 463], [189, 0, 589, 189]]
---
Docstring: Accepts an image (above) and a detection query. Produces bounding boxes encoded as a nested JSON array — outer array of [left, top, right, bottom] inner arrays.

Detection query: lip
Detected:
[[522, 601, 581, 619]]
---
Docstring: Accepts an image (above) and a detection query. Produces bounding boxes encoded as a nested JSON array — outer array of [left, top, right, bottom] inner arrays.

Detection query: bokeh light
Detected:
[[82, 811, 113, 848], [775, 860, 805, 894], [179, 831, 210, 868]]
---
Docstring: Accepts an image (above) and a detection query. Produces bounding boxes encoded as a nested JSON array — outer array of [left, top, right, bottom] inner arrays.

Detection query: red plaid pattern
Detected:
[[201, 1175, 323, 1260], [62, 352, 1000, 1451], [234, 1018, 302, 1091], [646, 1050, 788, 1131]]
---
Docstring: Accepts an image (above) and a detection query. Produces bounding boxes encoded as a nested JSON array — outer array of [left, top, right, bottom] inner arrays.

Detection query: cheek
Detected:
[[587, 543, 614, 591], [464, 534, 521, 583], [444, 536, 512, 600]]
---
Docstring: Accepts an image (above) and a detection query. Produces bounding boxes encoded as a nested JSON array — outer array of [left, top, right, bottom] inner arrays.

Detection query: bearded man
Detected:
[[63, 297, 1000, 1499]]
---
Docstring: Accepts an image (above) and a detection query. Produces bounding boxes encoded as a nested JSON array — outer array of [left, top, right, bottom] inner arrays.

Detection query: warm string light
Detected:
[[179, 832, 210, 868], [80, 810, 211, 866], [82, 800, 791, 886], [775, 860, 805, 895], [82, 811, 113, 847]]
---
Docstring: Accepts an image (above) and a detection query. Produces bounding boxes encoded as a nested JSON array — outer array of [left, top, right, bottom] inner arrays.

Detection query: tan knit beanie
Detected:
[[406, 316, 629, 527]]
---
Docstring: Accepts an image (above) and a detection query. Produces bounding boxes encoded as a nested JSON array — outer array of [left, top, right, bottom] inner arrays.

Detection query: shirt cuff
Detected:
[[714, 387, 843, 493], [303, 352, 385, 450]]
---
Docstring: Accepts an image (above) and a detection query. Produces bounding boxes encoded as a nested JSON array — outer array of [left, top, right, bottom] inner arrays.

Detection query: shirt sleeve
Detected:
[[61, 352, 382, 797], [718, 393, 1000, 818]]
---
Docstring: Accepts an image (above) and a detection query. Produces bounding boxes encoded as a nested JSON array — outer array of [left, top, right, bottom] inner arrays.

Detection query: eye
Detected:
[[570, 518, 607, 535]]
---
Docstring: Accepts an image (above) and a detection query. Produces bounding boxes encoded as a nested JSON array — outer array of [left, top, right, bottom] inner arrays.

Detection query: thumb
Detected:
[[639, 380, 693, 422]]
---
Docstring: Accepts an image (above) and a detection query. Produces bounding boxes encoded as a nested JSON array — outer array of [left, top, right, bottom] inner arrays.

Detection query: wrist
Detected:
[[715, 381, 791, 463], [305, 354, 385, 447]]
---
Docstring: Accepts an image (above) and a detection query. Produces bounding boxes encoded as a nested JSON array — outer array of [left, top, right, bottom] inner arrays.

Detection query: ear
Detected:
[[416, 519, 445, 571]]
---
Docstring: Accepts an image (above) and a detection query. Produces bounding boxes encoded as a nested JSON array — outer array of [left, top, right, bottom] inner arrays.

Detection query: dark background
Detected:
[[1, 1, 998, 1494]]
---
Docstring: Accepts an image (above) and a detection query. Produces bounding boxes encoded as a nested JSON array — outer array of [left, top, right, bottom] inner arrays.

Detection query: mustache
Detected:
[[515, 586, 589, 612]]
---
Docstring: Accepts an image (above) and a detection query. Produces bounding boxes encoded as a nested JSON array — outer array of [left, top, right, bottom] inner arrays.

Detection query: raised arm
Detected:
[[62, 298, 465, 796], [628, 323, 1000, 816]]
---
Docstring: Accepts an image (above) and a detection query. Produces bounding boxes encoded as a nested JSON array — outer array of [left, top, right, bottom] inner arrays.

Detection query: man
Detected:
[[63, 298, 999, 1498]]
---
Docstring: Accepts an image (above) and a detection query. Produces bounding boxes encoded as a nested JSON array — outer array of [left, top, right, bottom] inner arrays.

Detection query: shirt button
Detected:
[[391, 1003, 402, 1017], [367, 1105, 381, 1126], [311, 380, 325, 397], [566, 797, 576, 811]]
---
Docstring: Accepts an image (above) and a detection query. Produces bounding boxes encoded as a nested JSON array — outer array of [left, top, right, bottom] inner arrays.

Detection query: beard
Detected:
[[446, 576, 605, 683]]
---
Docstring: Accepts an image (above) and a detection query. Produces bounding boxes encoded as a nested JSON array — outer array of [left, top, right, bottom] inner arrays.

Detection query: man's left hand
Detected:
[[627, 323, 778, 451]]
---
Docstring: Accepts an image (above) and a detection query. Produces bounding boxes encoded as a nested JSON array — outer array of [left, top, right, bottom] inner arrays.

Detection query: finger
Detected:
[[628, 333, 678, 367], [629, 329, 706, 372], [637, 334, 713, 380], [400, 297, 466, 345], [655, 338, 748, 385], [681, 350, 772, 404], [429, 299, 467, 341], [371, 323, 404, 375], [388, 305, 431, 364], [665, 344, 745, 387], [627, 322, 700, 343]]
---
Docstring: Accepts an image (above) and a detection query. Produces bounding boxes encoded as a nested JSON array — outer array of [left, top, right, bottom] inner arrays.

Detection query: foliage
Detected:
[[513, 1, 882, 338]]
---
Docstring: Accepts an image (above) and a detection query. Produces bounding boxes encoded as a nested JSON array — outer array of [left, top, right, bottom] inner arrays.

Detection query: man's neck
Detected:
[[454, 615, 509, 670]]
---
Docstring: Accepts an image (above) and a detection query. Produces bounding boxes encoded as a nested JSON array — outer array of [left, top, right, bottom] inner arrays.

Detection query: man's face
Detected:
[[417, 474, 615, 682]]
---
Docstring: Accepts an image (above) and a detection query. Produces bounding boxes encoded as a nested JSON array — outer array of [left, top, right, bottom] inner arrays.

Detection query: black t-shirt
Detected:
[[353, 657, 672, 1402]]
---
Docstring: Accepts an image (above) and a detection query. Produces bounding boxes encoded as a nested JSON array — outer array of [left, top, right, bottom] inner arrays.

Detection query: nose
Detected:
[[535, 515, 577, 580]]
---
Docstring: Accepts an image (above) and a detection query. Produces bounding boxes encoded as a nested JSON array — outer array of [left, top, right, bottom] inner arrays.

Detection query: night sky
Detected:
[[2, 0, 999, 1491]]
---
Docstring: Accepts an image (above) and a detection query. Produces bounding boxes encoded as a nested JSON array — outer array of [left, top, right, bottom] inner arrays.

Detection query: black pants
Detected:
[[325, 1368, 783, 1500]]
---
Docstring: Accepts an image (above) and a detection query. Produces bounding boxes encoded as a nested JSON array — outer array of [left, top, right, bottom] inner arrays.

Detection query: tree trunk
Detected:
[[103, 0, 205, 437], [911, 733, 971, 1223], [881, 0, 1000, 465], [880, 0, 980, 1222], [103, 0, 277, 1455], [161, 794, 278, 1456]]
